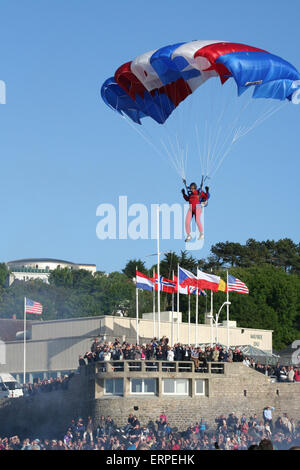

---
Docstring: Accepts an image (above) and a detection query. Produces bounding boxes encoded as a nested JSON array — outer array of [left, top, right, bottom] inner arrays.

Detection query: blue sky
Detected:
[[0, 0, 299, 273]]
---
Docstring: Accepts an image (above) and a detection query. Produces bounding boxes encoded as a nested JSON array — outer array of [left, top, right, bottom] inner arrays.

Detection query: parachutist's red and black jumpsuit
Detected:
[[182, 188, 210, 236]]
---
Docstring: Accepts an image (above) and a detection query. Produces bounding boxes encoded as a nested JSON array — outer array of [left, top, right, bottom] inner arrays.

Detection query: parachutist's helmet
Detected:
[[190, 183, 197, 190]]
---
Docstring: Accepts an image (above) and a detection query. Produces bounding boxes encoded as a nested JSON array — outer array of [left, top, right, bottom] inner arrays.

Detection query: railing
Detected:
[[91, 360, 226, 375], [11, 267, 50, 273]]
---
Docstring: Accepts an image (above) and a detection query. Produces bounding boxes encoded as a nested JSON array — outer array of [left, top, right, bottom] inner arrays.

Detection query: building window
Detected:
[[195, 379, 205, 396], [162, 378, 189, 395], [104, 378, 123, 396], [130, 378, 157, 395]]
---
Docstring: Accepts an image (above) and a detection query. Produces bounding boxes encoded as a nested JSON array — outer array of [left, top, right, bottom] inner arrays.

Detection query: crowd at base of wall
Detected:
[[1, 363, 300, 440], [0, 409, 300, 450]]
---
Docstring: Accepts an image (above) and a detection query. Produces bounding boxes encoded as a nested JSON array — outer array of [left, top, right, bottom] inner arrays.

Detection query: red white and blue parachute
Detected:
[[101, 40, 300, 125]]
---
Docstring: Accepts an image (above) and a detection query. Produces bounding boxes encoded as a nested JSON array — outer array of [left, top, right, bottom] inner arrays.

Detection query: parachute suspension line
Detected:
[[175, 133, 188, 181], [207, 97, 252, 178], [209, 99, 287, 178], [119, 75, 288, 184], [153, 83, 189, 180], [206, 87, 257, 177], [207, 102, 230, 177], [172, 133, 186, 179], [120, 91, 188, 180], [204, 79, 240, 178], [195, 123, 206, 179], [204, 120, 209, 179], [120, 114, 185, 178], [160, 139, 184, 178], [232, 101, 287, 142], [160, 134, 187, 180], [206, 123, 212, 178], [121, 114, 164, 158]]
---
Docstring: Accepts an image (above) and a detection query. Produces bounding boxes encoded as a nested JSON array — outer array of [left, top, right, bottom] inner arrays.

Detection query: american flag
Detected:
[[227, 275, 249, 294], [25, 298, 43, 315]]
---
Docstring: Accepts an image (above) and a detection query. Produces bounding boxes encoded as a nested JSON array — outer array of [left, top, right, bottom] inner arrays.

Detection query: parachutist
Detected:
[[182, 182, 210, 241]]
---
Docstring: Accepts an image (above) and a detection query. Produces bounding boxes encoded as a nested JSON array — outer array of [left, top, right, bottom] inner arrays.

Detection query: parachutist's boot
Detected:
[[185, 235, 192, 242], [198, 233, 204, 240]]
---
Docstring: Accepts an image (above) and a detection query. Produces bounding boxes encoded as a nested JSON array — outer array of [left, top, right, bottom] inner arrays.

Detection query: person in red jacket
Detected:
[[182, 182, 210, 242], [294, 367, 300, 382]]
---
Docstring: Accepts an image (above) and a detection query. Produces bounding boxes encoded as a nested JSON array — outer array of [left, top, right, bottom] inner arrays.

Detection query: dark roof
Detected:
[[0, 318, 32, 342]]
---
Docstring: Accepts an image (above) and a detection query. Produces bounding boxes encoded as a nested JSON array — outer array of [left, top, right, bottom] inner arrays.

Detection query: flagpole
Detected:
[[153, 268, 156, 339], [171, 270, 175, 348], [210, 290, 214, 347], [188, 290, 191, 346], [226, 269, 230, 349], [156, 206, 161, 341], [136, 267, 139, 345], [23, 297, 26, 385], [177, 263, 180, 343], [195, 282, 199, 348]]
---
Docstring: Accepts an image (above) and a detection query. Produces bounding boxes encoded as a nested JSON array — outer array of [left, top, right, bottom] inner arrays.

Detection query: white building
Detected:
[[6, 258, 96, 285], [0, 313, 273, 383]]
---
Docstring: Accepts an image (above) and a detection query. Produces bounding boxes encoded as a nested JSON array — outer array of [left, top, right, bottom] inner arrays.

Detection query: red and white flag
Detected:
[[197, 269, 220, 292]]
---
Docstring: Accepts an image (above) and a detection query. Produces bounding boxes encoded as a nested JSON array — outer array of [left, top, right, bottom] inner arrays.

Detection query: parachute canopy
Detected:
[[101, 40, 300, 125]]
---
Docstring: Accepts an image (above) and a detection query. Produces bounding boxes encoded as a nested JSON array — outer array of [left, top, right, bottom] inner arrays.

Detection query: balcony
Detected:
[[90, 360, 225, 376]]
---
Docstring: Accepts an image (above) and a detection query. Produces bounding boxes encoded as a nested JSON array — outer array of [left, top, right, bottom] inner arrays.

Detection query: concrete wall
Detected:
[[0, 337, 94, 375], [90, 363, 300, 430], [29, 315, 272, 351]]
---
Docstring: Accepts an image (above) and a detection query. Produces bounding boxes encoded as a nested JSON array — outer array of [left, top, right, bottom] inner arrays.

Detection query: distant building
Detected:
[[5, 258, 96, 285]]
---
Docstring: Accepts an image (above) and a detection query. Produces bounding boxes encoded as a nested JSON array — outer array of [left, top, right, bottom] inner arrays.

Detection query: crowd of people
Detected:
[[22, 374, 74, 396], [79, 336, 300, 382], [1, 409, 300, 450], [2, 337, 299, 450], [79, 336, 245, 369], [243, 359, 300, 382]]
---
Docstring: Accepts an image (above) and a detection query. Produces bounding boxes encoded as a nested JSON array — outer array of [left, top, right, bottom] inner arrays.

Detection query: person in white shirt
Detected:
[[103, 350, 111, 362], [167, 348, 175, 361], [263, 406, 274, 431], [243, 357, 251, 367], [288, 366, 295, 382]]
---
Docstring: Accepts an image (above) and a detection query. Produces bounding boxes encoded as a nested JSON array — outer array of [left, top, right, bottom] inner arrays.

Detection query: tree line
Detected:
[[0, 238, 299, 350]]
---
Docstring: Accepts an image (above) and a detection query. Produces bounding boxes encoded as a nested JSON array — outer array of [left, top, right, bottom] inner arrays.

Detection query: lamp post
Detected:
[[206, 301, 231, 347], [215, 301, 231, 345], [205, 312, 214, 347]]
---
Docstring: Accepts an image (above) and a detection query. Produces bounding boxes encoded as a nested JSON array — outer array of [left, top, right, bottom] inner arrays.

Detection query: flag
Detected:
[[25, 298, 43, 315], [189, 285, 207, 297], [197, 269, 220, 292], [218, 279, 227, 292], [135, 271, 154, 292], [227, 274, 249, 294], [179, 267, 198, 289], [153, 274, 176, 293], [174, 274, 206, 296]]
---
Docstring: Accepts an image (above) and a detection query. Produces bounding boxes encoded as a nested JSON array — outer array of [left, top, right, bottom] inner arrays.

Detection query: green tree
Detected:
[[122, 259, 147, 278]]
